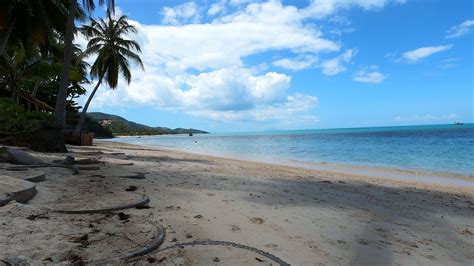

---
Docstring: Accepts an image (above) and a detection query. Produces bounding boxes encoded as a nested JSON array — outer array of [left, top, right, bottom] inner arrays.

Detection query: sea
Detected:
[[113, 124, 474, 178]]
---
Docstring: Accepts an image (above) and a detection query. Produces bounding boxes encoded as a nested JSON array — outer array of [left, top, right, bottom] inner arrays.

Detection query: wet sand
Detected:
[[0, 140, 473, 265]]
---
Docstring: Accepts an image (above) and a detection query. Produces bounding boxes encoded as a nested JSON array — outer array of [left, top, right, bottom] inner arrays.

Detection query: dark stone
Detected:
[[126, 186, 137, 192]]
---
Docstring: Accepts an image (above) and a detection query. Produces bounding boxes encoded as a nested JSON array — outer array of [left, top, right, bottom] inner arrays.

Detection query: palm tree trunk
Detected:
[[49, 0, 76, 129], [31, 80, 40, 96], [28, 80, 40, 111], [0, 19, 15, 55], [73, 77, 102, 135]]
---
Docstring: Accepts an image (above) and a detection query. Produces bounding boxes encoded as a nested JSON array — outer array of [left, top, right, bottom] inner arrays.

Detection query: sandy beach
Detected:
[[1, 140, 473, 265]]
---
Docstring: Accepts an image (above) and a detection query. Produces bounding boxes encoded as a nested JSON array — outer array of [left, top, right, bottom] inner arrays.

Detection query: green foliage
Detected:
[[84, 116, 113, 138], [0, 97, 50, 134], [81, 9, 144, 89]]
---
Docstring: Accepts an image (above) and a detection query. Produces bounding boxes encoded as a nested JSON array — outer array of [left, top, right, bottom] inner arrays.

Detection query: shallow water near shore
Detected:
[[113, 124, 474, 179]]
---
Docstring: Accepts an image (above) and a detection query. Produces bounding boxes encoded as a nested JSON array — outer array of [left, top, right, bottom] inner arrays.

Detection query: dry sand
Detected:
[[1, 140, 473, 265]]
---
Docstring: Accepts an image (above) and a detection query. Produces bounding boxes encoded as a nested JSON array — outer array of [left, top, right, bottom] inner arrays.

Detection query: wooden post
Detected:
[[80, 132, 94, 146]]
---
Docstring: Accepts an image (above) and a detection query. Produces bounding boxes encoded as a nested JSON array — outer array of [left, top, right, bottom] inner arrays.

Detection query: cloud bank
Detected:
[[78, 0, 407, 128]]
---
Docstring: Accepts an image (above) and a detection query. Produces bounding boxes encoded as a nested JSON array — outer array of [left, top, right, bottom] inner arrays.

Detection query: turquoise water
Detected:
[[115, 124, 474, 176]]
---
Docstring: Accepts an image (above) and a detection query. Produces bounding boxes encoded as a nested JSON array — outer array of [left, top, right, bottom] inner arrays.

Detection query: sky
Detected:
[[77, 0, 474, 132]]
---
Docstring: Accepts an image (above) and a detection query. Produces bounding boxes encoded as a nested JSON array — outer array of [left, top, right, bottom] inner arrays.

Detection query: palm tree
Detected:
[[50, 0, 114, 130], [0, 0, 71, 55], [73, 10, 143, 135]]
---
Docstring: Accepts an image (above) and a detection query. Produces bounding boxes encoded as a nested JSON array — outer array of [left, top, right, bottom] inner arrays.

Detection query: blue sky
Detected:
[[78, 0, 473, 132]]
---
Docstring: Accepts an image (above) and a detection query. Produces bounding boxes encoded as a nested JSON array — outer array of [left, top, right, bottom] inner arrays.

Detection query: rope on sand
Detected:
[[92, 222, 166, 264], [144, 240, 291, 266], [53, 194, 150, 214]]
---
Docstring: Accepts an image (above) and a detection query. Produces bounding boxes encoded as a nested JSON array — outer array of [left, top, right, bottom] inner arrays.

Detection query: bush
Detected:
[[84, 116, 114, 138], [0, 97, 50, 134]]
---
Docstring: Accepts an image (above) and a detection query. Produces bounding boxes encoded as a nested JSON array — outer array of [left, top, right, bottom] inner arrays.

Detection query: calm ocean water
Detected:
[[114, 124, 474, 176]]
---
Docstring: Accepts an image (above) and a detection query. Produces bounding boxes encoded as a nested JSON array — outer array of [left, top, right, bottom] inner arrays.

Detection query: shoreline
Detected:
[[99, 139, 474, 190]]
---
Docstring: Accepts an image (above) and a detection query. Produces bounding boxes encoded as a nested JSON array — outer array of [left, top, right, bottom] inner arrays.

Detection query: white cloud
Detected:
[[354, 66, 386, 83], [87, 66, 319, 125], [181, 67, 291, 111], [208, 0, 227, 16], [79, 0, 401, 128], [402, 45, 452, 62], [394, 113, 458, 122], [319, 49, 356, 75], [301, 0, 407, 19], [145, 1, 340, 74], [162, 2, 201, 25], [446, 19, 474, 39], [272, 55, 318, 71]]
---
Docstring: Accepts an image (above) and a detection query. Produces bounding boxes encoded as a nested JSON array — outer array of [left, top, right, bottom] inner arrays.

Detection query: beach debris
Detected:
[[60, 156, 75, 165], [230, 225, 240, 232], [135, 205, 151, 209], [70, 234, 89, 247], [255, 257, 265, 262], [67, 253, 86, 264], [1, 147, 43, 165], [107, 152, 125, 155], [0, 175, 38, 206], [55, 195, 150, 214], [165, 205, 181, 210], [74, 158, 102, 165], [1, 148, 80, 174], [1, 256, 29, 265], [193, 214, 203, 219], [118, 173, 146, 179], [186, 233, 193, 238], [250, 217, 265, 224], [461, 229, 473, 235], [26, 213, 49, 220], [70, 150, 104, 155], [118, 212, 130, 220], [264, 243, 278, 248], [213, 257, 220, 262], [319, 180, 333, 184], [54, 157, 102, 165], [170, 238, 178, 242], [146, 257, 156, 263], [126, 185, 138, 192], [77, 165, 100, 170]]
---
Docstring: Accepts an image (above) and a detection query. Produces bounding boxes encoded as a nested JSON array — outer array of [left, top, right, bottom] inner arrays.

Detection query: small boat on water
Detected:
[[454, 122, 464, 125], [189, 132, 193, 136]]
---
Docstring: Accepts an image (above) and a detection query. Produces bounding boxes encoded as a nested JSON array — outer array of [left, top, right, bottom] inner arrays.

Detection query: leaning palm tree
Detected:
[[73, 10, 143, 135], [36, 0, 114, 152], [52, 0, 114, 130]]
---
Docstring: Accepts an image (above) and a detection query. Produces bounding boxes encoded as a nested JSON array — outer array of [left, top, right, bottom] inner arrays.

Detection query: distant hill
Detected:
[[87, 112, 208, 136]]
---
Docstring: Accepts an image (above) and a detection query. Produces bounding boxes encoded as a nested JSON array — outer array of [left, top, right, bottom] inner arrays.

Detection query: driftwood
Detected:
[[0, 147, 80, 174]]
